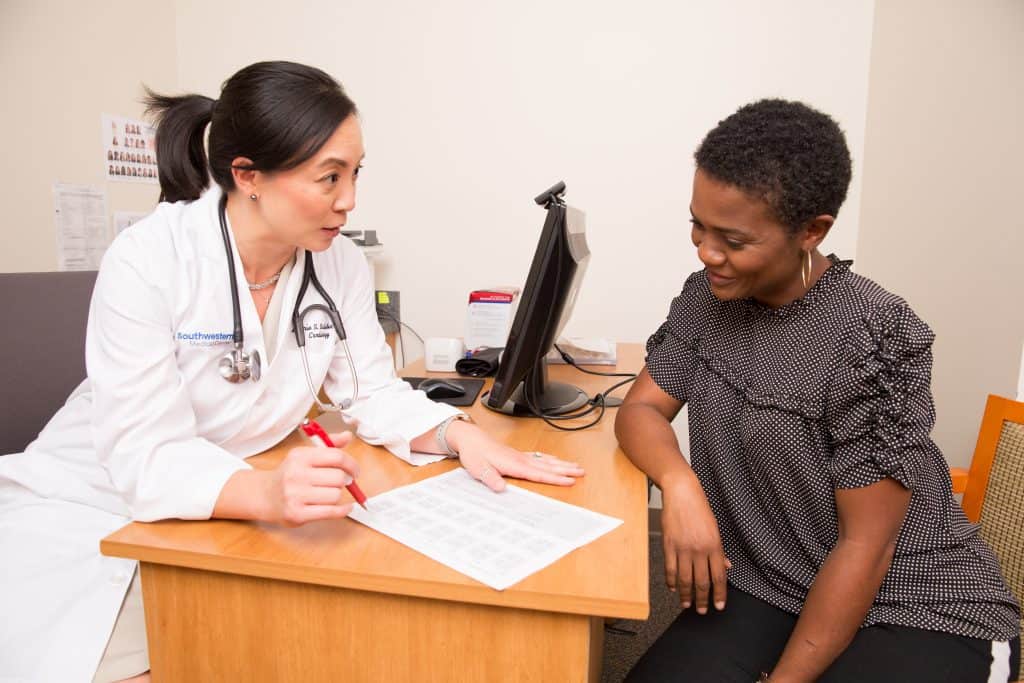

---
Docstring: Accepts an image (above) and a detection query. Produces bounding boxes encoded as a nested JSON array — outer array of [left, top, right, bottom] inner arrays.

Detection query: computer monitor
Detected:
[[485, 182, 591, 416]]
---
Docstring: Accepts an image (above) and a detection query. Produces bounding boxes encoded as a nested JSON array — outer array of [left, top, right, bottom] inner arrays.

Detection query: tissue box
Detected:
[[465, 288, 519, 350]]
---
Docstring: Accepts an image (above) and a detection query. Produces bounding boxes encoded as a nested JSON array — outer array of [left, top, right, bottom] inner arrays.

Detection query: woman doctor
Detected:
[[0, 61, 584, 683]]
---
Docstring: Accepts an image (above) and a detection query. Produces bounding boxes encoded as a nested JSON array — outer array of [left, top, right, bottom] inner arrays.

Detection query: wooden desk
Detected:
[[101, 344, 649, 682]]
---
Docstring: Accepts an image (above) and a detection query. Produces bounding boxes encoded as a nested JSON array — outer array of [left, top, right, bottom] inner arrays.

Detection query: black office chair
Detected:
[[0, 271, 98, 455]]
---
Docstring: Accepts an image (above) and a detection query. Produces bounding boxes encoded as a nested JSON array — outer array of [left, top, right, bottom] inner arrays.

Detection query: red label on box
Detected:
[[468, 290, 515, 303]]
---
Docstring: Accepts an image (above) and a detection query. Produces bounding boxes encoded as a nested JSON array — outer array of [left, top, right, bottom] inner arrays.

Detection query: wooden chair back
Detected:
[[958, 394, 1024, 644]]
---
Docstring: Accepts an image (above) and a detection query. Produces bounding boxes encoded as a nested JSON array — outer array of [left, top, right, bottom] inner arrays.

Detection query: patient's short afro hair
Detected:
[[695, 99, 852, 232]]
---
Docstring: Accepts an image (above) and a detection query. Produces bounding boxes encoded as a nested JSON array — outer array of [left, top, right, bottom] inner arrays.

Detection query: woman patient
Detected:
[[616, 98, 1020, 682]]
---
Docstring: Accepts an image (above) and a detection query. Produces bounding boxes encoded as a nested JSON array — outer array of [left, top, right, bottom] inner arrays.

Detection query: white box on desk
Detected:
[[424, 337, 465, 372]]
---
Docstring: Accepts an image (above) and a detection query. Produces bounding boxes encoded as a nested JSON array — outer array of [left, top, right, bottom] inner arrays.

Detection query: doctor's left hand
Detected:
[[215, 432, 361, 526], [445, 421, 585, 492]]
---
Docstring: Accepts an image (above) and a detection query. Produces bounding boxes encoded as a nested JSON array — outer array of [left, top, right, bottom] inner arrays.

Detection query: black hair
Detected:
[[694, 99, 852, 233], [144, 61, 358, 203]]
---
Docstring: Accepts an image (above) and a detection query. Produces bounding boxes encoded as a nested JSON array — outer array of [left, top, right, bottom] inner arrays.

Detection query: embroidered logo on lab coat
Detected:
[[176, 331, 234, 347]]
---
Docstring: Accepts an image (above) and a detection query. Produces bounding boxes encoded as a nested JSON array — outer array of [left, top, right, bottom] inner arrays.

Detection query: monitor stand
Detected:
[[485, 357, 589, 417]]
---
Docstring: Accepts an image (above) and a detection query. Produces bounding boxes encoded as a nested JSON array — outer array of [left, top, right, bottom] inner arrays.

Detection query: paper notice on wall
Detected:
[[102, 114, 158, 184], [113, 210, 150, 234], [54, 183, 109, 271]]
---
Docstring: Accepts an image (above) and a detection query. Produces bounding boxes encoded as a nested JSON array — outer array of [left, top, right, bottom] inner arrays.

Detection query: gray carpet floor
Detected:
[[601, 531, 682, 683]]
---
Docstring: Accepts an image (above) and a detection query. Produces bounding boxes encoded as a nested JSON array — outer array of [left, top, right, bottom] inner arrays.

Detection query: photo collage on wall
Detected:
[[102, 114, 158, 184]]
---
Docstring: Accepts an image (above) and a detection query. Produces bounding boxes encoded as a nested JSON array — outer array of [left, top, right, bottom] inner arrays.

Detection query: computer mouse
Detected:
[[418, 378, 467, 400]]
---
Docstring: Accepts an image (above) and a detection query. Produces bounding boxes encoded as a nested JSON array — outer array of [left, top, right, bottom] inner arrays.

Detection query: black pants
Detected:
[[625, 586, 1020, 682]]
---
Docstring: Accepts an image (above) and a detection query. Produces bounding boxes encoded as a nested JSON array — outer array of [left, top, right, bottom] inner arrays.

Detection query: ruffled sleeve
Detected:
[[827, 303, 937, 490], [645, 273, 705, 403]]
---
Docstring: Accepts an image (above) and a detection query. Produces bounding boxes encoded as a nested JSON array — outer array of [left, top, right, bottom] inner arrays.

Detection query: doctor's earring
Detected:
[[249, 193, 258, 201]]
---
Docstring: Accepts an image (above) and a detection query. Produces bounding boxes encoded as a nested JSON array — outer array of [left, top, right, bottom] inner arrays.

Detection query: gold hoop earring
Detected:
[[801, 250, 812, 289]]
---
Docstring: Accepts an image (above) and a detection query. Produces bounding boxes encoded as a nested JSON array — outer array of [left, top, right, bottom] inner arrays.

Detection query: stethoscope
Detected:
[[216, 194, 359, 411]]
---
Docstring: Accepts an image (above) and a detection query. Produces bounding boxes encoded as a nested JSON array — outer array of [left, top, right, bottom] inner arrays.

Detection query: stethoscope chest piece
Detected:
[[219, 344, 261, 383]]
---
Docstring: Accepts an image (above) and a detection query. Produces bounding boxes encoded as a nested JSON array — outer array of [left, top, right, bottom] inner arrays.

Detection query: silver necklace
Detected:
[[247, 271, 282, 291]]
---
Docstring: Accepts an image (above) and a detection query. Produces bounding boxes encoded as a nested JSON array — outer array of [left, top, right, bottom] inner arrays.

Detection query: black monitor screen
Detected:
[[486, 196, 590, 416]]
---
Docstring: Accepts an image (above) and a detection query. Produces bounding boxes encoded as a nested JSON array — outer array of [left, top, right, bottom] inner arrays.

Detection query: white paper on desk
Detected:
[[349, 469, 622, 590], [54, 183, 109, 271]]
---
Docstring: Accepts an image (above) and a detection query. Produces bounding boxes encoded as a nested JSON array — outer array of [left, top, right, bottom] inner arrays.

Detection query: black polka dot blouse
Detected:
[[645, 255, 1020, 641]]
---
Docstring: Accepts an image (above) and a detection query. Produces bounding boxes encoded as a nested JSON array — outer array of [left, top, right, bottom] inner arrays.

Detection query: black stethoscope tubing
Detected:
[[216, 194, 358, 409], [218, 194, 246, 347], [291, 252, 346, 349]]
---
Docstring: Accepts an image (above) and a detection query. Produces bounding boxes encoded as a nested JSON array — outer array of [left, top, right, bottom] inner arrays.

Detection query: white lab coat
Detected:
[[0, 187, 459, 682]]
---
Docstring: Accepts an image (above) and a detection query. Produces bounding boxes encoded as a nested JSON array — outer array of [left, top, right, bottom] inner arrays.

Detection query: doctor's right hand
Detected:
[[264, 431, 361, 526], [214, 431, 361, 526]]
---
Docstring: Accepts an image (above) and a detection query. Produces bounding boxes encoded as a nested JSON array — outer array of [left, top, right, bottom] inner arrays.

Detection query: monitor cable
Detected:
[[517, 350, 638, 432], [553, 343, 638, 408], [522, 384, 607, 431], [376, 310, 426, 370]]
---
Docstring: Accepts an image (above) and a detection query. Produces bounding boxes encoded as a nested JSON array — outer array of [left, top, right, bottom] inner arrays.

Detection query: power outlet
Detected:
[[375, 290, 401, 334]]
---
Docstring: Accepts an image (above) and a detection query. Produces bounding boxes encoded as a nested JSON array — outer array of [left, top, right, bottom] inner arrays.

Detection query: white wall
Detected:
[[171, 0, 876, 355], [1018, 343, 1024, 402], [857, 0, 1024, 467], [0, 1, 177, 272], [1, 1, 876, 356], [0, 0, 876, 494], [3, 1, 1020, 484]]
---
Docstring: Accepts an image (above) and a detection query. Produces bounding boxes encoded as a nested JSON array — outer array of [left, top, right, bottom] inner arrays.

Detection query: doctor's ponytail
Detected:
[[143, 91, 214, 203], [143, 61, 357, 205]]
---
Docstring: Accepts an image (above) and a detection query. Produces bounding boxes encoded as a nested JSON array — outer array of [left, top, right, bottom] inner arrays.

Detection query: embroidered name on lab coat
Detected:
[[303, 321, 334, 341]]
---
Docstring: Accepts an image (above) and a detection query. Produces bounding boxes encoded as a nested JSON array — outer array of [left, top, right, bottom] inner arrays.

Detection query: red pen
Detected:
[[299, 418, 368, 510]]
